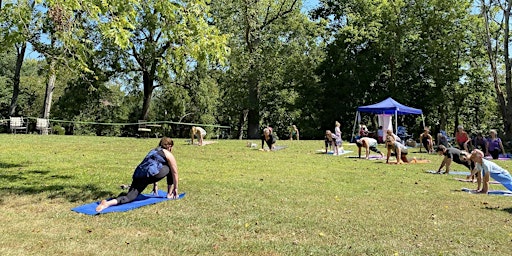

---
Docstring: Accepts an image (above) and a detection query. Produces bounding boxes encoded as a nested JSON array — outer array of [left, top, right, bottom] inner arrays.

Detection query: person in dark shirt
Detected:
[[96, 137, 179, 212], [436, 145, 473, 174], [261, 127, 277, 151]]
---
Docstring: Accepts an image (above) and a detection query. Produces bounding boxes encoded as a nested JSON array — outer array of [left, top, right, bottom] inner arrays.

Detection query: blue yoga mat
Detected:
[[426, 170, 471, 176], [461, 187, 512, 196], [72, 190, 186, 215]]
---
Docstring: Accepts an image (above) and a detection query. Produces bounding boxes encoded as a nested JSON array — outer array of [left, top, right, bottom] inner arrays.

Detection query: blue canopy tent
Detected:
[[351, 97, 425, 142]]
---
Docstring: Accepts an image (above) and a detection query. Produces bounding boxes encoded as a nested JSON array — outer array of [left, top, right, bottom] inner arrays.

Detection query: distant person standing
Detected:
[[486, 129, 506, 159], [335, 121, 344, 153]]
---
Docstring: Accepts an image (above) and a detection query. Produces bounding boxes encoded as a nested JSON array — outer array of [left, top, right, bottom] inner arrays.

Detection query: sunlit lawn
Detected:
[[1, 134, 512, 255]]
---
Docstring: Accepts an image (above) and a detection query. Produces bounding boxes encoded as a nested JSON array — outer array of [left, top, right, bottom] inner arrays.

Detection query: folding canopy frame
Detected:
[[351, 97, 425, 142]]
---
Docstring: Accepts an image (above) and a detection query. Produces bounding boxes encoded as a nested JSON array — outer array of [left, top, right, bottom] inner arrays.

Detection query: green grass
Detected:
[[1, 135, 512, 255]]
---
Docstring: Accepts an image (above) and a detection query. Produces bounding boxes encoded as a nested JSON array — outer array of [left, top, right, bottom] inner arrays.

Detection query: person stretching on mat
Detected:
[[468, 149, 512, 193], [261, 127, 277, 151], [325, 130, 341, 155], [356, 137, 384, 159], [436, 145, 474, 174], [190, 126, 207, 146], [385, 135, 429, 164], [96, 137, 179, 212]]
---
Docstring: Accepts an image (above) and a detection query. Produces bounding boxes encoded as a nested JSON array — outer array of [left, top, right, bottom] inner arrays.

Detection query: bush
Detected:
[[53, 125, 65, 135]]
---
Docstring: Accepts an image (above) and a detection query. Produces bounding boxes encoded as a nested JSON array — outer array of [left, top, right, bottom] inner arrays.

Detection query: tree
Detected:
[[0, 0, 36, 116], [480, 0, 512, 138], [110, 0, 228, 121]]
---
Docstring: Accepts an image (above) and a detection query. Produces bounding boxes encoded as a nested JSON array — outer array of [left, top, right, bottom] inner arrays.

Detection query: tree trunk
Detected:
[[42, 58, 56, 121], [237, 109, 248, 139], [140, 71, 154, 121], [504, 0, 512, 138], [246, 79, 260, 139], [8, 43, 27, 116], [482, 2, 511, 138]]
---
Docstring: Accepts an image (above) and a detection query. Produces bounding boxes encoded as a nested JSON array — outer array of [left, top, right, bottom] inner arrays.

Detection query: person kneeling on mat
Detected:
[[468, 149, 512, 194], [96, 137, 179, 212]]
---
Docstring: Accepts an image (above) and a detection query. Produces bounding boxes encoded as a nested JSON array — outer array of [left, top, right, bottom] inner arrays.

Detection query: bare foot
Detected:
[[96, 200, 109, 212]]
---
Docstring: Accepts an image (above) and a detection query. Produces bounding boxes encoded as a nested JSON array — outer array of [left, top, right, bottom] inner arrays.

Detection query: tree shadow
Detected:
[[0, 168, 115, 203], [0, 162, 25, 169], [484, 206, 512, 214]]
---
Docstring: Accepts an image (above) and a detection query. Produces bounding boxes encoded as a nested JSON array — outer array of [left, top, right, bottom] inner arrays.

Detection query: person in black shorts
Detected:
[[356, 137, 383, 159], [436, 145, 474, 174], [96, 137, 179, 212]]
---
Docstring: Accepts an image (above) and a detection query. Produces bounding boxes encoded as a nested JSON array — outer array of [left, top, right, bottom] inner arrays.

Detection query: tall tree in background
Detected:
[[211, 0, 304, 139], [112, 0, 228, 121], [313, 0, 479, 137], [0, 0, 35, 116], [480, 0, 512, 138]]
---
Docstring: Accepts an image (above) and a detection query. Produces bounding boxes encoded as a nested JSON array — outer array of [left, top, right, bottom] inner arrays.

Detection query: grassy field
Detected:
[[1, 135, 512, 255]]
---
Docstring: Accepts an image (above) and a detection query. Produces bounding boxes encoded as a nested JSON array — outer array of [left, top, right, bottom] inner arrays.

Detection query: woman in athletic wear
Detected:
[[261, 127, 277, 151], [455, 125, 470, 152], [486, 129, 506, 159], [96, 137, 179, 212], [419, 127, 434, 153], [469, 149, 512, 193]]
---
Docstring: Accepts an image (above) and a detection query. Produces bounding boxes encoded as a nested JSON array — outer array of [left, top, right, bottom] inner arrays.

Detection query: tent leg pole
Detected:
[[351, 111, 359, 143]]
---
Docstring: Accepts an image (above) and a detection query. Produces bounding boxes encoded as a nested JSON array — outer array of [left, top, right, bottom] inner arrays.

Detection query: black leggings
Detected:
[[489, 149, 501, 160], [117, 166, 172, 205]]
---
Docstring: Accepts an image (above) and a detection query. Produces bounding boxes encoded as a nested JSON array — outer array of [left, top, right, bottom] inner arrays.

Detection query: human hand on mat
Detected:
[[167, 187, 178, 199], [152, 183, 158, 195]]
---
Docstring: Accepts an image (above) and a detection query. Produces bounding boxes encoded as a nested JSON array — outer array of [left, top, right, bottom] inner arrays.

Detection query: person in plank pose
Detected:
[[435, 145, 473, 174], [96, 137, 179, 212], [468, 149, 512, 193], [356, 137, 384, 159]]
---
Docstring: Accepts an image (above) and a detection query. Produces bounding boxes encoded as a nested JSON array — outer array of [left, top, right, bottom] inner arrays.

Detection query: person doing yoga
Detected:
[[385, 135, 429, 164], [261, 127, 277, 151], [436, 145, 474, 174], [468, 149, 512, 193], [356, 137, 383, 159], [96, 137, 179, 212]]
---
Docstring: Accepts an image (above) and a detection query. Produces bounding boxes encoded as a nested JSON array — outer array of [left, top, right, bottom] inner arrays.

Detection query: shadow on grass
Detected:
[[0, 168, 113, 203], [0, 162, 25, 169]]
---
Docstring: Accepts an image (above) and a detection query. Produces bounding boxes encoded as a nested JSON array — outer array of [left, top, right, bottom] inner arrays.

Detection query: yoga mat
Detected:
[[316, 149, 353, 154], [72, 190, 186, 215], [326, 150, 353, 156], [425, 170, 471, 176], [454, 178, 501, 184], [346, 155, 383, 160], [272, 145, 287, 151], [461, 187, 512, 196]]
